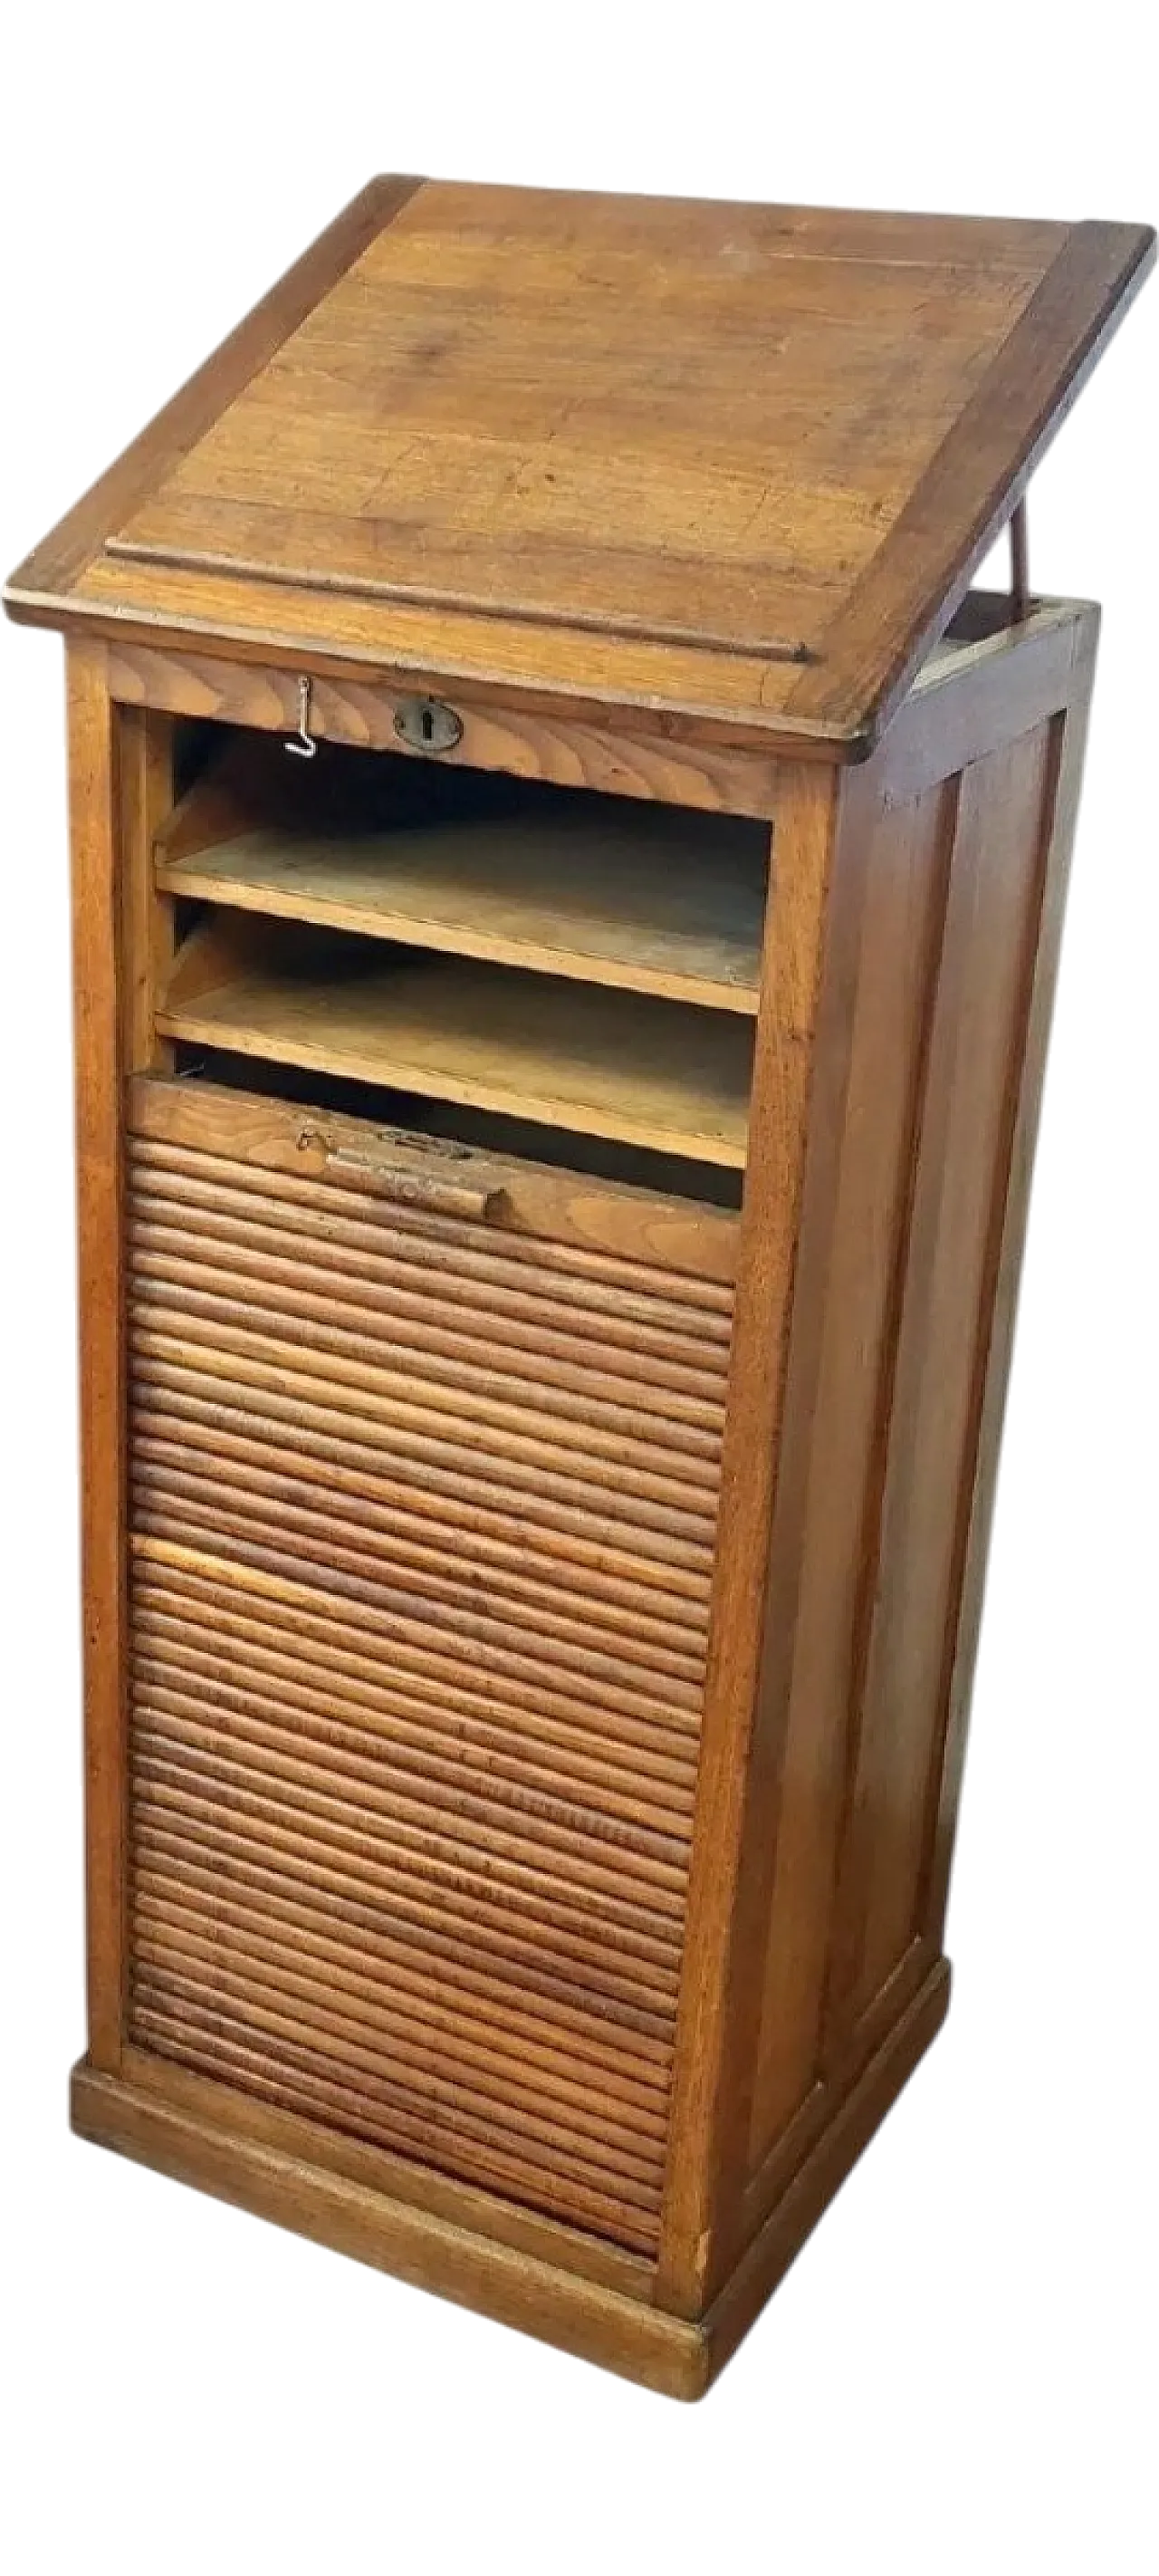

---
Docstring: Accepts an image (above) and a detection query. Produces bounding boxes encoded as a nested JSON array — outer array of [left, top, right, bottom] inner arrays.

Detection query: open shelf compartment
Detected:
[[157, 734, 769, 1014], [159, 913, 754, 1169]]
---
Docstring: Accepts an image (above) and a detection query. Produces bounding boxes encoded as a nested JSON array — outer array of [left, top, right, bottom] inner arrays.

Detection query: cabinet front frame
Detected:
[[65, 602, 1097, 2341], [67, 632, 753, 2296]]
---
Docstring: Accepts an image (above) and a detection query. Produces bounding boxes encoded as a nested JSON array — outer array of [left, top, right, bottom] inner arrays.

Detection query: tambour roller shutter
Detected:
[[124, 1128, 732, 2254]]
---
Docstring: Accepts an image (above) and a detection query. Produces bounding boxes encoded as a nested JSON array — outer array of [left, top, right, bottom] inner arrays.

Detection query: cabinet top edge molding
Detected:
[[5, 176, 1154, 757]]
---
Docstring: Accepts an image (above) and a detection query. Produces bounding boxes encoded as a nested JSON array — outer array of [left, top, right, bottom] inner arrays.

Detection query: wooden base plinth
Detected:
[[70, 1960, 949, 2399]]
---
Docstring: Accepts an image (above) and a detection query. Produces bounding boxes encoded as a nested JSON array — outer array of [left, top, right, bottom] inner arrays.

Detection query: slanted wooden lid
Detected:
[[7, 178, 1153, 755]]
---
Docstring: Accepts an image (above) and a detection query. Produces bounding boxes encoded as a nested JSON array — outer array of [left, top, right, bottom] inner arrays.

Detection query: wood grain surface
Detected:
[[8, 184, 1151, 753], [158, 919, 756, 1168], [123, 1111, 734, 2254], [676, 599, 1099, 2294], [156, 738, 769, 1010], [21, 174, 1133, 2388]]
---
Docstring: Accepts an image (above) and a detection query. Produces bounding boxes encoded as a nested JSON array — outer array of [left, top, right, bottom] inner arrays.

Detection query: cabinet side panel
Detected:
[[67, 639, 128, 2070], [707, 606, 1095, 2291], [924, 632, 1097, 1937], [744, 777, 957, 2165], [823, 718, 1060, 2037]]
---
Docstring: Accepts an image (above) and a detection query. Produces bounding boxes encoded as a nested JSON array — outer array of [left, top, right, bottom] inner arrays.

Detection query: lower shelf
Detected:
[[159, 919, 753, 1168]]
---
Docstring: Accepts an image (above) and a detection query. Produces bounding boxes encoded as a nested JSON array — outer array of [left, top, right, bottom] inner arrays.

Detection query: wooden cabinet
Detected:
[[6, 178, 1153, 2395]]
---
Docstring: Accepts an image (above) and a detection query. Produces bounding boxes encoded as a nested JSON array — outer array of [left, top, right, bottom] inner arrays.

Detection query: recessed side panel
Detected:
[[821, 718, 1062, 2037], [743, 772, 959, 2161], [689, 605, 1097, 2289]]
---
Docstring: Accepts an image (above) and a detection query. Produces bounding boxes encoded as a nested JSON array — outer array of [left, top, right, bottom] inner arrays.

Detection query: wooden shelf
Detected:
[[156, 763, 767, 1013], [158, 920, 753, 1168]]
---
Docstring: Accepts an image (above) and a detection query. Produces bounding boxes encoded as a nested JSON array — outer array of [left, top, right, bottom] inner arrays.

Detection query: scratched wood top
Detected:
[[6, 178, 1154, 751]]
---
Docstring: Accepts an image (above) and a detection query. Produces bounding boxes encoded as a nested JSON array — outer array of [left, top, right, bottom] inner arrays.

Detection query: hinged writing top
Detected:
[[6, 178, 1153, 755]]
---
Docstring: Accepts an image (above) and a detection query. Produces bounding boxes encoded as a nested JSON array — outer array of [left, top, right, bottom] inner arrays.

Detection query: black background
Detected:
[[24, 190, 1148, 2421]]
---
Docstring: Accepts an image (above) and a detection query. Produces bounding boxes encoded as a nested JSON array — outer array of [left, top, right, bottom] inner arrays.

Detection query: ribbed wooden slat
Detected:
[[127, 1125, 732, 2252], [132, 1364, 716, 1582], [131, 1430, 709, 1639], [132, 1399, 714, 1614], [132, 1614, 698, 1821], [132, 1708, 690, 1911], [132, 1204, 729, 1410], [130, 1328, 720, 1541], [133, 1788, 679, 2020], [136, 1648, 695, 1854], [131, 2006, 661, 2253], [132, 1515, 705, 1720], [129, 1183, 728, 1383], [131, 1576, 700, 1783], [132, 1452, 709, 1678], [132, 1651, 695, 1844], [131, 1977, 667, 2207], [134, 1756, 686, 1978], [130, 1158, 730, 1357], [131, 1241, 726, 1454], [134, 1554, 703, 1751], [132, 1280, 724, 1488], [133, 1844, 679, 2040], [132, 1944, 667, 2178], [133, 1885, 670, 2115], [133, 1509, 705, 1735], [129, 1135, 735, 1316]]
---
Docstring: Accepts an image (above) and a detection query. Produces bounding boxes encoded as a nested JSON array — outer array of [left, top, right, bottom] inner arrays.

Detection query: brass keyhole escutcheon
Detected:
[[393, 696, 464, 755]]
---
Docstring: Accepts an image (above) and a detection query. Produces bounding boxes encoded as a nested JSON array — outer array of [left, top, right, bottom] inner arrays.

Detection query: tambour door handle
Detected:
[[297, 1129, 507, 1224]]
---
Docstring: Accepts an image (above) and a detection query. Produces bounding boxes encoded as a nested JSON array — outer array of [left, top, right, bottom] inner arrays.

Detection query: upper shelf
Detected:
[[5, 179, 1153, 756], [155, 741, 768, 1012]]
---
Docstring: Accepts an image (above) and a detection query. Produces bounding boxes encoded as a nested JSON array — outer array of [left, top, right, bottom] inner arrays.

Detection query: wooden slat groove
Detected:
[[133, 1886, 670, 2113], [131, 1263, 724, 1473], [135, 1494, 697, 1674], [131, 1244, 724, 1455], [128, 1988, 666, 2221], [133, 1773, 685, 2004], [133, 1653, 694, 1849], [133, 1552, 703, 1748], [132, 1701, 690, 1901], [131, 1361, 718, 1576], [132, 1797, 679, 2027], [130, 2009, 660, 2254], [133, 1829, 675, 2051], [132, 1578, 700, 1782], [132, 1845, 675, 2064], [132, 1953, 666, 2189], [131, 1612, 697, 1816], [126, 1122, 723, 2244], [131, 1501, 705, 1715], [127, 1188, 732, 1382], [131, 1937, 669, 2163], [131, 1398, 714, 1609], [128, 1134, 735, 1315], [133, 1739, 688, 1953], [130, 1194, 730, 1397], [129, 2003, 665, 2241], [129, 1308, 723, 1510], [131, 1453, 707, 1677]]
